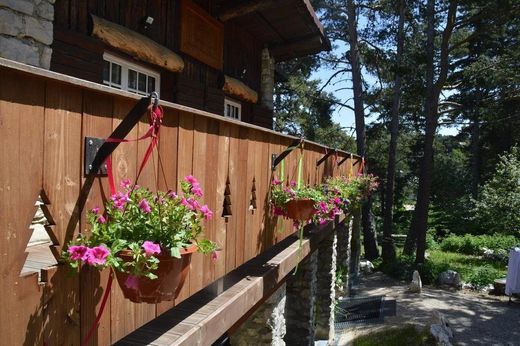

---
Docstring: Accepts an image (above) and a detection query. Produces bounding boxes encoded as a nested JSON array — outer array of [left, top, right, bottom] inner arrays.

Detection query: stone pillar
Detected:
[[231, 283, 287, 346], [285, 251, 318, 345], [260, 47, 275, 110], [335, 216, 351, 296], [315, 227, 338, 342], [349, 208, 362, 292], [0, 0, 54, 69]]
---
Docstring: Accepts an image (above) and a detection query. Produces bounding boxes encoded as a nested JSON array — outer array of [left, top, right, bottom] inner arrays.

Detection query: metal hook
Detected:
[[150, 91, 160, 108]]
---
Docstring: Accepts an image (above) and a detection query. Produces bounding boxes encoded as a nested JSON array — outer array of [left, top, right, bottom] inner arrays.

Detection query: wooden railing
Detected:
[[0, 58, 361, 345]]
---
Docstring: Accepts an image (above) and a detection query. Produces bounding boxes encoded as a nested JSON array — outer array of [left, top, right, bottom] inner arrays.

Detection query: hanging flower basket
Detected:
[[63, 175, 219, 304], [286, 199, 315, 221], [115, 244, 197, 303]]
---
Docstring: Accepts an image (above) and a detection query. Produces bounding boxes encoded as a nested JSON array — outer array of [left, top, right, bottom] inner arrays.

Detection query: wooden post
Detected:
[[261, 48, 275, 110]]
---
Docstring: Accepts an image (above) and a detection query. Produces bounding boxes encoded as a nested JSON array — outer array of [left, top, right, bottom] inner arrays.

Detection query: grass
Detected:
[[427, 249, 506, 280], [374, 245, 507, 287], [351, 325, 436, 346]]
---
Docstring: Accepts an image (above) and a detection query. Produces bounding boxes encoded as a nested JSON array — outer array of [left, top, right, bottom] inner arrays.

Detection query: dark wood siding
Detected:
[[51, 0, 272, 128]]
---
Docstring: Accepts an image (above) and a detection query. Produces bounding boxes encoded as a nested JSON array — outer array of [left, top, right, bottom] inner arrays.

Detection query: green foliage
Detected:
[[466, 265, 503, 289], [352, 325, 436, 346], [473, 147, 520, 236], [440, 234, 519, 255]]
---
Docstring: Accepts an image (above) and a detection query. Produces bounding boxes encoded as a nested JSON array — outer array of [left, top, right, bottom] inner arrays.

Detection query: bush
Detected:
[[473, 147, 520, 236], [440, 234, 518, 255], [466, 265, 502, 289]]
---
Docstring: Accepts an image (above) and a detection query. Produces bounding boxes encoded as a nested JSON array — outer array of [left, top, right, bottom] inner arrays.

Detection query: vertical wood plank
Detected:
[[234, 126, 249, 265], [109, 97, 138, 344], [156, 107, 180, 315], [214, 122, 229, 279], [190, 115, 208, 293], [174, 111, 194, 303], [80, 90, 113, 346], [43, 82, 83, 253], [202, 118, 220, 285], [225, 124, 239, 272], [42, 81, 82, 345], [0, 70, 46, 346]]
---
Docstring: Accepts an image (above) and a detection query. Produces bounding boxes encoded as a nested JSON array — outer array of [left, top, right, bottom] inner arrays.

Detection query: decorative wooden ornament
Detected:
[[222, 176, 232, 217], [249, 177, 257, 210]]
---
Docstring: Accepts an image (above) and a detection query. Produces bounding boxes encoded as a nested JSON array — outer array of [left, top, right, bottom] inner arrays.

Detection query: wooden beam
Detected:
[[218, 0, 278, 21], [270, 34, 324, 59], [89, 14, 184, 73]]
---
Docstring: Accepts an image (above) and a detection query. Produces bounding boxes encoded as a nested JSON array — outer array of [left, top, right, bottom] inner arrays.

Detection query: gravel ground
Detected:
[[336, 272, 520, 346]]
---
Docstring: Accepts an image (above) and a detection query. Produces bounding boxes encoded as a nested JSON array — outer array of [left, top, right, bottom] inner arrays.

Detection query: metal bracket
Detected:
[[337, 155, 350, 166], [271, 138, 303, 171], [84, 137, 107, 175], [316, 149, 336, 167]]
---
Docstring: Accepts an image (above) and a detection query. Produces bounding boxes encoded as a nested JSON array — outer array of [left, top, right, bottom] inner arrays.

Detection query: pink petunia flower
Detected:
[[142, 241, 161, 256], [86, 245, 110, 266], [120, 178, 132, 189], [68, 245, 89, 261], [184, 175, 199, 185], [98, 215, 106, 224], [200, 205, 213, 220], [138, 198, 152, 213], [191, 186, 203, 197], [319, 201, 328, 214], [272, 178, 282, 186], [211, 250, 220, 262], [167, 190, 177, 199], [181, 198, 194, 210], [91, 207, 100, 215], [125, 275, 139, 290], [289, 180, 297, 187], [111, 192, 130, 210]]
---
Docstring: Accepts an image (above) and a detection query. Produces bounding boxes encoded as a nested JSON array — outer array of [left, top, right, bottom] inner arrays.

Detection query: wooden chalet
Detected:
[[51, 0, 330, 129]]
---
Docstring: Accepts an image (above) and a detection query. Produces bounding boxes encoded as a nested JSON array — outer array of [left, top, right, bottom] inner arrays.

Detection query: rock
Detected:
[[0, 35, 40, 66], [409, 270, 422, 293], [360, 260, 374, 274], [0, 0, 35, 16], [493, 278, 506, 295], [40, 46, 52, 69], [0, 8, 24, 36], [439, 270, 462, 289], [36, 0, 53, 21], [430, 311, 453, 346], [24, 16, 53, 45]]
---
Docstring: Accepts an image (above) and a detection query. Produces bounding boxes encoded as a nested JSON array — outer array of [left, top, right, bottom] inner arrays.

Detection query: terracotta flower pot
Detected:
[[286, 199, 315, 220], [115, 245, 197, 303]]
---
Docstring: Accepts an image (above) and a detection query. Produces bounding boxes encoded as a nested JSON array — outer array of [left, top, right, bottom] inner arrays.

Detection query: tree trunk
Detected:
[[362, 197, 379, 260], [346, 0, 379, 260], [470, 119, 480, 198], [405, 0, 458, 263], [382, 0, 406, 264]]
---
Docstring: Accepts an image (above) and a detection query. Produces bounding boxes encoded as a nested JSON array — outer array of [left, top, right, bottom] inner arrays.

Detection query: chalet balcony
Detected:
[[0, 58, 362, 345]]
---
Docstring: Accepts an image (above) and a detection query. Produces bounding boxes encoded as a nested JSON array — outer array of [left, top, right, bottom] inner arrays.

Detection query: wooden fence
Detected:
[[0, 59, 361, 345]]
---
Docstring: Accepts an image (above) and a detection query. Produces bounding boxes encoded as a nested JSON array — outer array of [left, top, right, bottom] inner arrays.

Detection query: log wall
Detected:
[[0, 60, 360, 345], [52, 0, 267, 128]]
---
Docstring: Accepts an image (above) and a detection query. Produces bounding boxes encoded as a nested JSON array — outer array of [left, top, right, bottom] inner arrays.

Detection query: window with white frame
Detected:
[[102, 53, 160, 96], [224, 98, 241, 120]]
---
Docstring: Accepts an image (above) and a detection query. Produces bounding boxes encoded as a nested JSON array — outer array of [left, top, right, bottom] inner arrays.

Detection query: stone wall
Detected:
[[0, 0, 54, 69], [315, 226, 337, 340], [231, 283, 287, 346], [285, 251, 318, 345]]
